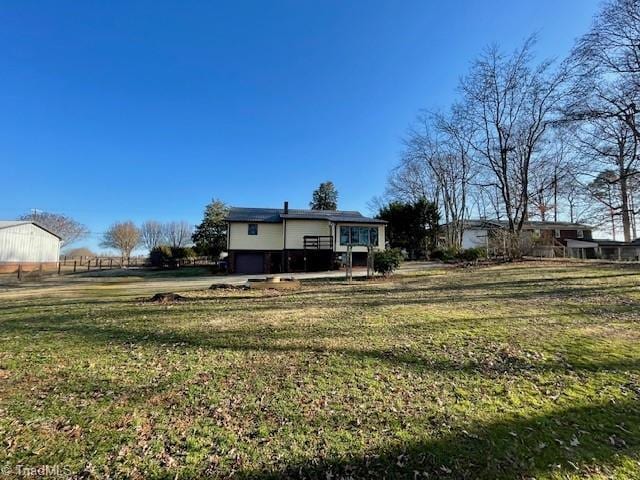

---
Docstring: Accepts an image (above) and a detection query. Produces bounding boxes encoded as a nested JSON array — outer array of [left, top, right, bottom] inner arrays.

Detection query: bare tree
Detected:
[[570, 0, 640, 140], [471, 184, 505, 220], [101, 221, 140, 259], [18, 211, 88, 246], [573, 113, 638, 240], [366, 195, 387, 217], [588, 170, 623, 239], [564, 178, 598, 225], [574, 0, 640, 78], [140, 220, 165, 251], [401, 107, 475, 248], [460, 37, 568, 245], [564, 0, 640, 241], [526, 129, 579, 222], [385, 155, 437, 206], [164, 221, 192, 248], [628, 170, 640, 238]]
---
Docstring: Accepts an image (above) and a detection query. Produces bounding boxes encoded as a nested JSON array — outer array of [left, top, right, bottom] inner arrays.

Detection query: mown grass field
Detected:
[[1, 262, 639, 479]]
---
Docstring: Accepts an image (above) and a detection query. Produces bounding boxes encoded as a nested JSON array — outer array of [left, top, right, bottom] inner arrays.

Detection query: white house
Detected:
[[226, 202, 386, 273], [0, 221, 61, 273], [451, 218, 602, 257], [460, 220, 493, 249]]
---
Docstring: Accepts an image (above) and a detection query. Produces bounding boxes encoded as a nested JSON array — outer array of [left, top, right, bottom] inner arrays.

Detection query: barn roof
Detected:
[[0, 221, 30, 229], [0, 221, 62, 239]]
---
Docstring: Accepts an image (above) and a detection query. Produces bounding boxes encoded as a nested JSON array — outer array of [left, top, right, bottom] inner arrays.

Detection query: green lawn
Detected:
[[1, 263, 639, 479]]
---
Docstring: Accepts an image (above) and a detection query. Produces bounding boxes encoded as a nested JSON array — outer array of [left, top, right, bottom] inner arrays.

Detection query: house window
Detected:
[[340, 226, 350, 245], [248, 223, 258, 235], [577, 229, 584, 239], [339, 226, 379, 246], [355, 227, 370, 246], [369, 227, 378, 246], [554, 229, 561, 238]]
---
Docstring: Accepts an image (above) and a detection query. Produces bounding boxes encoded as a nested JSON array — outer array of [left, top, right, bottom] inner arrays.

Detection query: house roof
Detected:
[[0, 221, 62, 239], [522, 220, 593, 230], [226, 208, 283, 223], [452, 219, 592, 230], [226, 207, 386, 224], [594, 238, 640, 247], [566, 239, 599, 248]]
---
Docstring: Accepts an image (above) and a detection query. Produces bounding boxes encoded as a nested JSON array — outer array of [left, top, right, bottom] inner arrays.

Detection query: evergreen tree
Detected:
[[310, 181, 338, 210], [377, 198, 439, 259], [192, 199, 228, 257]]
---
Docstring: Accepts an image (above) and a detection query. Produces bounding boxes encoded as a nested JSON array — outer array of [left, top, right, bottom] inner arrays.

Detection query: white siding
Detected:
[[284, 219, 332, 249], [228, 222, 283, 250], [462, 229, 488, 249], [334, 224, 386, 253], [0, 223, 61, 263]]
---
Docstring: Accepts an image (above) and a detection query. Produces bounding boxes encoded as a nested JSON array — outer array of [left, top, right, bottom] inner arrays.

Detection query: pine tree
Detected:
[[310, 181, 338, 210], [192, 199, 228, 257]]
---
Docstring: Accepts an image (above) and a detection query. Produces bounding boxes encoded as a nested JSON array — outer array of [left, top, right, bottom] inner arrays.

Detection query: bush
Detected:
[[149, 245, 173, 268], [430, 247, 457, 262], [457, 247, 485, 261], [63, 247, 97, 258], [171, 246, 196, 259], [150, 246, 198, 268], [430, 247, 485, 262], [373, 249, 403, 276]]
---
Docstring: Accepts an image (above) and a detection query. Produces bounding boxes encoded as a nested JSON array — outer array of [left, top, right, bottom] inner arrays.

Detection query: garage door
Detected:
[[235, 253, 264, 274]]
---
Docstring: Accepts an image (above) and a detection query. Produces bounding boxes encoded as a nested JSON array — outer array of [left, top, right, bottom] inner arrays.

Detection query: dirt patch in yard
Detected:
[[147, 292, 188, 304], [209, 283, 249, 290]]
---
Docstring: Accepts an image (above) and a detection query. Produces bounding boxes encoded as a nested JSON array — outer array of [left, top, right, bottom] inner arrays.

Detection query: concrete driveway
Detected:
[[130, 261, 443, 293], [206, 261, 442, 285], [0, 261, 443, 300]]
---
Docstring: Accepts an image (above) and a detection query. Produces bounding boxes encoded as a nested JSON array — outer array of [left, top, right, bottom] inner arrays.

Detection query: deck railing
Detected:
[[303, 235, 333, 250]]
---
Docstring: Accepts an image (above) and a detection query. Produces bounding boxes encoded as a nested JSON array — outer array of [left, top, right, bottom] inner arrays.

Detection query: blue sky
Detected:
[[1, 0, 601, 250]]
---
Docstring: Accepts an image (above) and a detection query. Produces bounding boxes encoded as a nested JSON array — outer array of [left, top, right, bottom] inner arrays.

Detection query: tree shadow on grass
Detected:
[[301, 283, 640, 309], [238, 399, 640, 479], [3, 313, 640, 377]]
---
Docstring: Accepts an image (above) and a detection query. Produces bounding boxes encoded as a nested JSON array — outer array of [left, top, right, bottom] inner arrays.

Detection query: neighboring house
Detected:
[[457, 219, 499, 249], [0, 221, 62, 273], [226, 202, 386, 274], [450, 219, 595, 257]]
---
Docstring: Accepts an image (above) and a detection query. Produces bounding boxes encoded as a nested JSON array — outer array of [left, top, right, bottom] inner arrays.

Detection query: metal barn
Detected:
[[0, 221, 61, 273]]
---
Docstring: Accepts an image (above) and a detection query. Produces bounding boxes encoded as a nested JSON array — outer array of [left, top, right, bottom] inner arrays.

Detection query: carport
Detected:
[[566, 239, 599, 259]]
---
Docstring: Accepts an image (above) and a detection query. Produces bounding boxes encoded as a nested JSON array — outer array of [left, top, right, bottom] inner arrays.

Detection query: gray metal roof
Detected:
[[595, 238, 640, 247], [0, 221, 62, 239], [226, 207, 386, 224], [225, 208, 283, 223], [449, 219, 592, 230]]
